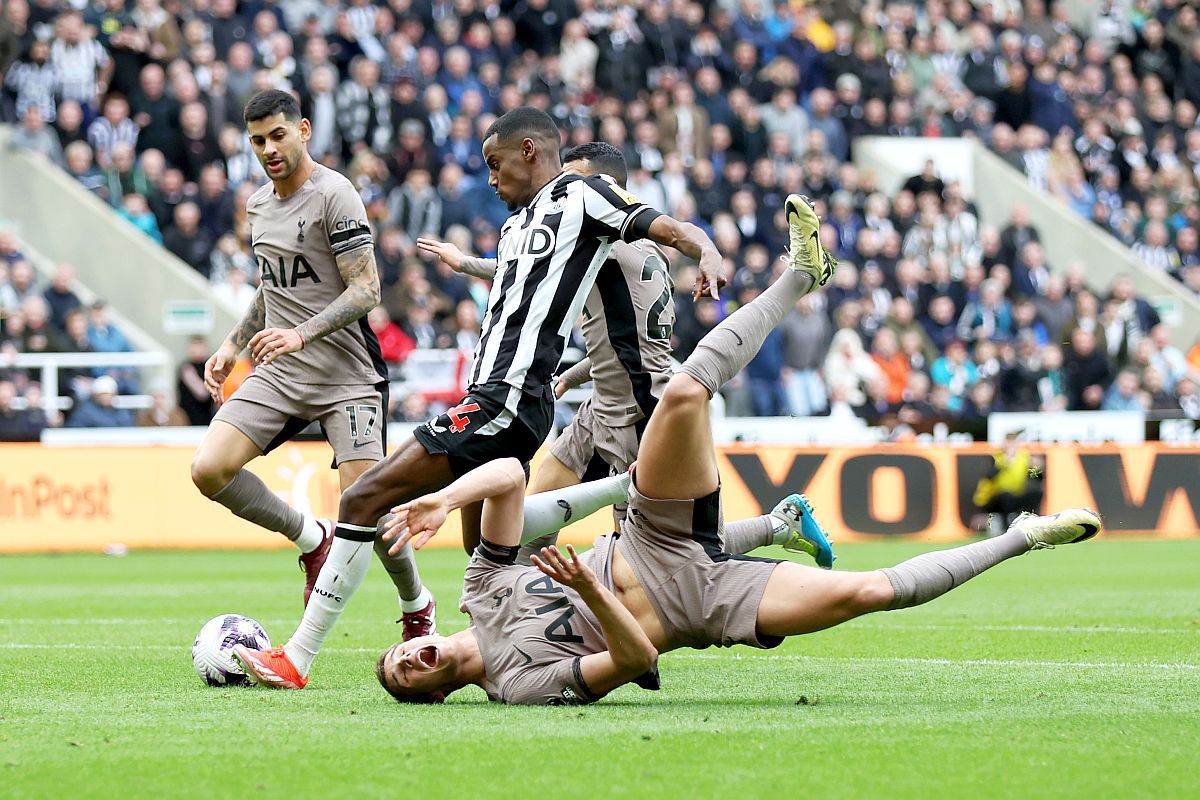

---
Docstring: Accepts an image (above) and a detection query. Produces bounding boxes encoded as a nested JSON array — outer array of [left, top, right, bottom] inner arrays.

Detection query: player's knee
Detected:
[[850, 572, 896, 614], [661, 373, 709, 411], [338, 477, 385, 526], [190, 451, 234, 497]]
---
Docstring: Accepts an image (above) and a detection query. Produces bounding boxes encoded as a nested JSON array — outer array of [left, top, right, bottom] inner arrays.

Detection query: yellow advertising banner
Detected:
[[0, 443, 1196, 553]]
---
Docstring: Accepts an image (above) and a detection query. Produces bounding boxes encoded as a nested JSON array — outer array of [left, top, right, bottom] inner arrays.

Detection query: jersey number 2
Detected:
[[640, 254, 674, 342]]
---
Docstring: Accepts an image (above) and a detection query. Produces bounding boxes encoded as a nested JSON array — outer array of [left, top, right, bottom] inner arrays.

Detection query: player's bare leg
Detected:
[[191, 420, 330, 561], [754, 508, 1102, 638], [333, 457, 432, 634], [458, 500, 485, 555], [528, 454, 580, 494]]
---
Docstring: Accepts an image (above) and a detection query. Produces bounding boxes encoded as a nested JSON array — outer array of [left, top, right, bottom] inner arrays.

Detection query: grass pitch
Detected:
[[2, 539, 1197, 799]]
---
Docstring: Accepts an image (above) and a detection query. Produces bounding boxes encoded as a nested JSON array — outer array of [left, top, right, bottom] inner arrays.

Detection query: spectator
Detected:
[[779, 294, 829, 416], [163, 201, 214, 277], [175, 102, 221, 182], [335, 55, 391, 161], [19, 295, 66, 354], [1064, 328, 1113, 410], [67, 374, 133, 427], [0, 259, 36, 315], [367, 305, 414, 365], [10, 103, 62, 164], [176, 336, 214, 425], [42, 262, 81, 331], [1102, 368, 1147, 412], [211, 264, 257, 313], [117, 192, 162, 241], [0, 378, 49, 440], [5, 36, 57, 122], [387, 167, 440, 238], [930, 339, 978, 413], [1035, 345, 1069, 412], [103, 143, 152, 207], [136, 387, 189, 426], [87, 92, 139, 168], [824, 328, 880, 408], [957, 279, 1013, 344], [86, 300, 131, 355], [870, 327, 910, 405], [129, 63, 179, 157], [63, 141, 107, 198], [559, 19, 598, 90]]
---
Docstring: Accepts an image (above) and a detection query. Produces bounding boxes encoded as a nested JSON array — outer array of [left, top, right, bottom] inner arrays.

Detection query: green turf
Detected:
[[1, 540, 1197, 799]]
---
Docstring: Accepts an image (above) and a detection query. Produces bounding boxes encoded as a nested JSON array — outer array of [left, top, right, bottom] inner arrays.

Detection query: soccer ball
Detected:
[[192, 614, 271, 686]]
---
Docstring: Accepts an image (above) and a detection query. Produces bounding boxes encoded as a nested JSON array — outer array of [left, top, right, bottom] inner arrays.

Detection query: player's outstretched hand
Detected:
[[416, 238, 464, 271], [530, 545, 599, 594], [693, 248, 726, 301], [203, 343, 238, 406], [383, 492, 450, 553], [249, 327, 304, 365]]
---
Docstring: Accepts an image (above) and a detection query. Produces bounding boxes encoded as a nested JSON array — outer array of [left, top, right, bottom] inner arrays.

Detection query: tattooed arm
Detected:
[[248, 244, 381, 365], [203, 285, 266, 404], [228, 285, 267, 350], [297, 244, 381, 343]]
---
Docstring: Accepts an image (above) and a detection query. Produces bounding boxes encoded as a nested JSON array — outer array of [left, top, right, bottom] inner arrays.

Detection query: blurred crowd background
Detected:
[[3, 0, 1200, 436]]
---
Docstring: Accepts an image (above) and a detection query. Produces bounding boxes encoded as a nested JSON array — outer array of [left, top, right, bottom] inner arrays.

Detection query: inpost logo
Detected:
[[0, 476, 112, 519]]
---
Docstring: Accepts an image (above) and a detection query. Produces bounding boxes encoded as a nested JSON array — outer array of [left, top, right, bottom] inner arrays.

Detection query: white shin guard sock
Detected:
[[284, 536, 373, 675], [520, 472, 632, 544]]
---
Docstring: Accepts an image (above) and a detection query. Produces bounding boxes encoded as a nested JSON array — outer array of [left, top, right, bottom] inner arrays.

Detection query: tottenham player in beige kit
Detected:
[[365, 196, 1103, 706], [190, 90, 433, 635], [418, 143, 819, 564]]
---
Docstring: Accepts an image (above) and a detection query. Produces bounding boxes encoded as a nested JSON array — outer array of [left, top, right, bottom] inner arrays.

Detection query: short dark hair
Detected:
[[564, 141, 628, 187], [243, 89, 300, 124], [483, 106, 560, 148]]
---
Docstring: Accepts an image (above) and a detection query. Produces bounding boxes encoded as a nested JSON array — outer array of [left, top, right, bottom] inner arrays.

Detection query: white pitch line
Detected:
[[854, 622, 1198, 636], [0, 619, 1194, 635], [1, 643, 1196, 672], [671, 653, 1200, 671]]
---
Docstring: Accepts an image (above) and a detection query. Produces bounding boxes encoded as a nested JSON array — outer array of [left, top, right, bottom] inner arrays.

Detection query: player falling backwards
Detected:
[[418, 141, 819, 564], [190, 89, 433, 634], [348, 196, 1099, 705], [233, 107, 742, 687]]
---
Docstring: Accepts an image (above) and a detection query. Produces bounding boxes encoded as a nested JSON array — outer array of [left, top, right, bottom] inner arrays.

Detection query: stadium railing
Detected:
[[3, 351, 171, 413]]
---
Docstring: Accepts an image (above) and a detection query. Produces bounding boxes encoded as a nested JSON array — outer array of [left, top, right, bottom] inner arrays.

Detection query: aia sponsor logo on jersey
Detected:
[[258, 254, 322, 288]]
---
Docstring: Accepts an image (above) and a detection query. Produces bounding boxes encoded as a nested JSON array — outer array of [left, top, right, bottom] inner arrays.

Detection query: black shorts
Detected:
[[413, 383, 553, 477]]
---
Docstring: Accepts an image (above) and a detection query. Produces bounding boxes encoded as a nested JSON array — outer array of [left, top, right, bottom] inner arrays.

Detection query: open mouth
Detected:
[[417, 645, 438, 669], [266, 159, 285, 171]]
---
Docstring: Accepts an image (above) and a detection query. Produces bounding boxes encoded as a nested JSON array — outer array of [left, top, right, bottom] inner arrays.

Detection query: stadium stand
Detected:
[[2, 0, 1200, 435]]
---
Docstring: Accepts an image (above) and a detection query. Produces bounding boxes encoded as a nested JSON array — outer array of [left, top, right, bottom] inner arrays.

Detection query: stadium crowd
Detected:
[[3, 0, 1200, 436]]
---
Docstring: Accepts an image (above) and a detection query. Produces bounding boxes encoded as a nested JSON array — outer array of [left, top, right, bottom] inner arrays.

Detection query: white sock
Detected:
[[521, 471, 631, 544], [284, 535, 373, 675], [293, 514, 325, 554], [400, 585, 433, 614], [769, 515, 790, 546]]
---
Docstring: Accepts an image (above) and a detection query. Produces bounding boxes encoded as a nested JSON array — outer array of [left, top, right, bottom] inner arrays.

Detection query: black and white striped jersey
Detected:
[[469, 173, 662, 401]]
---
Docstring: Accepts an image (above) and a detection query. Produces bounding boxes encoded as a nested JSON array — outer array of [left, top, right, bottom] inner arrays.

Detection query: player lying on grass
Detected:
[[241, 195, 1102, 704]]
